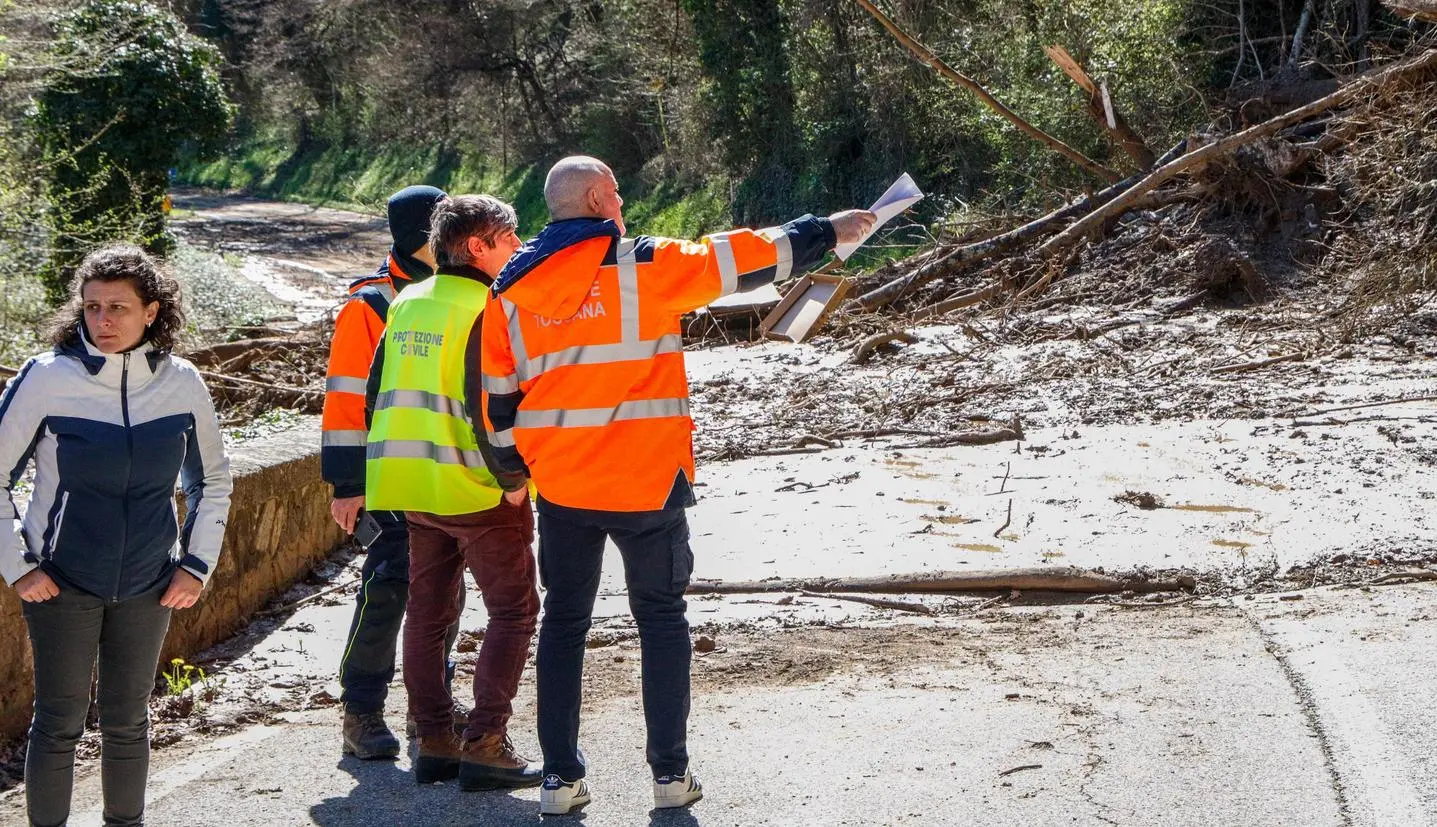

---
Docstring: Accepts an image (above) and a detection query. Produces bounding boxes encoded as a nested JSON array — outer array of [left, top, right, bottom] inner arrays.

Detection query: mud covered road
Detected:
[[4, 189, 1432, 825]]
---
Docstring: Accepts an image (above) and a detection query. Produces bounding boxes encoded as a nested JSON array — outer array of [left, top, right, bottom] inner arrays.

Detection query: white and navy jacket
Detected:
[[0, 330, 233, 600]]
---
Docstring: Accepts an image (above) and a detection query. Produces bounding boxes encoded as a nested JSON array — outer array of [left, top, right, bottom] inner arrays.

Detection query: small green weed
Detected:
[[163, 657, 202, 695], [163, 657, 226, 703]]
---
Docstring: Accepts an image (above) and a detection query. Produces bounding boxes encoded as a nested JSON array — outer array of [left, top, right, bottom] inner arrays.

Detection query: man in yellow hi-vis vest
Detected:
[[363, 194, 540, 791]]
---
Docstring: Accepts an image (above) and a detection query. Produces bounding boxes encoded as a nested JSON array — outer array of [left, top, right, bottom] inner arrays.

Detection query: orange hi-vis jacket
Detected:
[[321, 253, 429, 498], [481, 215, 836, 512]]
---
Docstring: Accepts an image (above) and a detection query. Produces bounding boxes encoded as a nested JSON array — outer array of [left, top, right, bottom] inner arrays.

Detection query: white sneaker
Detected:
[[653, 770, 703, 809], [539, 774, 591, 815]]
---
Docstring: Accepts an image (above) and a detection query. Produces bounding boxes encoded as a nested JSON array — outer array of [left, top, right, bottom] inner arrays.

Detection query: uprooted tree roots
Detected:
[[839, 47, 1437, 339]]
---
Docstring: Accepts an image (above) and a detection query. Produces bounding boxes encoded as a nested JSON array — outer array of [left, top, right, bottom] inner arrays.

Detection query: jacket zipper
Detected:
[[112, 352, 133, 603], [48, 491, 70, 560]]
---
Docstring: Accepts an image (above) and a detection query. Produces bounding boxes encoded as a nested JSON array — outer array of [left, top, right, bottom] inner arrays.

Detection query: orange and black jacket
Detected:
[[321, 253, 431, 498], [480, 215, 834, 513]]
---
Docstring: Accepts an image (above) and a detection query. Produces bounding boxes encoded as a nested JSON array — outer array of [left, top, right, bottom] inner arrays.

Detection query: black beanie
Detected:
[[387, 185, 447, 257]]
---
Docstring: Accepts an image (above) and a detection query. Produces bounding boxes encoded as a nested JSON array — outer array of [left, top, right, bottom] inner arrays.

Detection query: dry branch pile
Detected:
[[685, 45, 1437, 462], [842, 47, 1437, 325], [182, 321, 331, 425]]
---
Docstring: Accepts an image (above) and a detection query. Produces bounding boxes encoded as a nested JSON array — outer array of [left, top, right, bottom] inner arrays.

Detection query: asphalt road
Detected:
[[6, 583, 1432, 826]]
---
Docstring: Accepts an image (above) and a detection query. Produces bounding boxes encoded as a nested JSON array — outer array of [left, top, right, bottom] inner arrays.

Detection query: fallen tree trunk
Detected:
[[854, 0, 1118, 183], [1034, 48, 1437, 279], [891, 419, 1022, 449], [849, 141, 1186, 312], [687, 567, 1196, 596], [199, 369, 322, 397], [799, 590, 934, 614]]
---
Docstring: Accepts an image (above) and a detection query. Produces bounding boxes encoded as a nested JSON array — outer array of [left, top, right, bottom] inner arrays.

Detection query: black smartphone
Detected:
[[354, 510, 383, 550]]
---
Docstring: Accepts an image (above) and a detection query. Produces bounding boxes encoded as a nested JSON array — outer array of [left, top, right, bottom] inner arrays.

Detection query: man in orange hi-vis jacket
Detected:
[[480, 155, 875, 816], [321, 185, 463, 760]]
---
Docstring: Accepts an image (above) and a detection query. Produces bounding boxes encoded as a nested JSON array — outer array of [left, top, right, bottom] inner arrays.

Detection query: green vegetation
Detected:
[[162, 657, 224, 703], [181, 138, 731, 239], [31, 0, 233, 300], [168, 244, 283, 337], [1, 0, 1424, 340], [0, 270, 50, 368], [170, 0, 1416, 234], [162, 657, 204, 696]]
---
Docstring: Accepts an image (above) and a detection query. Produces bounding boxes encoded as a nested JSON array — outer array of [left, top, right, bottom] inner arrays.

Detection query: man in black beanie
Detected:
[[321, 185, 465, 759]]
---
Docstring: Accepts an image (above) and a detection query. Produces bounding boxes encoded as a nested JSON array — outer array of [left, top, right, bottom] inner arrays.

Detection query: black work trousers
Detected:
[[535, 500, 694, 782]]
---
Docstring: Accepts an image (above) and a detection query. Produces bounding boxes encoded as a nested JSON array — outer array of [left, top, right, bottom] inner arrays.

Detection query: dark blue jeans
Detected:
[[536, 500, 694, 781], [338, 510, 464, 714]]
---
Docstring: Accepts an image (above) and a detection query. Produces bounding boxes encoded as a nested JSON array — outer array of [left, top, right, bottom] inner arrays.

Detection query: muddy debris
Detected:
[[1114, 490, 1166, 510]]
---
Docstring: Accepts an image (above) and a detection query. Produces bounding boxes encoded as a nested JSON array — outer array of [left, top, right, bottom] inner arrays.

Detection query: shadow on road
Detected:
[[649, 808, 702, 827], [310, 755, 542, 825]]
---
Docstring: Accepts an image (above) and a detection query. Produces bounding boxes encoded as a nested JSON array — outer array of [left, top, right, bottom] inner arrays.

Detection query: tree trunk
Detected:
[[854, 0, 1118, 183], [687, 567, 1196, 595], [1044, 45, 1157, 169]]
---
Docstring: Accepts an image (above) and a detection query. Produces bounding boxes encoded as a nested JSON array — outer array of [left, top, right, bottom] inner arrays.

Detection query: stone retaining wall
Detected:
[[0, 419, 344, 740]]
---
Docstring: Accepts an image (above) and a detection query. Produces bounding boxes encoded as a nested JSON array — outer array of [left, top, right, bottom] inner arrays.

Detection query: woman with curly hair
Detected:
[[0, 244, 232, 827]]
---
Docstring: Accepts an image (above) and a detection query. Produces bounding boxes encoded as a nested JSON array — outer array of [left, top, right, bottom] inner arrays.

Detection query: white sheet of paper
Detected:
[[834, 172, 925, 261]]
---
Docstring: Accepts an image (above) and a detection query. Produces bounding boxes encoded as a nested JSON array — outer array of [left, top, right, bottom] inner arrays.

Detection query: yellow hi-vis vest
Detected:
[[365, 274, 504, 515]]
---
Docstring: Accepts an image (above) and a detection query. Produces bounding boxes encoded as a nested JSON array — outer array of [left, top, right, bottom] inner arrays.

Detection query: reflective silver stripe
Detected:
[[504, 297, 531, 381], [771, 230, 793, 283], [489, 428, 516, 448], [617, 239, 640, 343], [375, 283, 396, 302], [483, 373, 520, 395], [322, 430, 368, 448], [325, 376, 368, 395], [366, 439, 485, 468], [515, 397, 691, 429], [524, 334, 683, 376], [710, 234, 739, 296], [373, 389, 468, 421]]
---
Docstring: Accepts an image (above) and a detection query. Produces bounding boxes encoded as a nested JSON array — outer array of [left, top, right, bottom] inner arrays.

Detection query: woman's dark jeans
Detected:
[[22, 581, 172, 827]]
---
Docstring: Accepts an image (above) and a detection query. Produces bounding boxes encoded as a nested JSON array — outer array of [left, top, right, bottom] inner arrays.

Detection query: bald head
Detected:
[[544, 155, 625, 232]]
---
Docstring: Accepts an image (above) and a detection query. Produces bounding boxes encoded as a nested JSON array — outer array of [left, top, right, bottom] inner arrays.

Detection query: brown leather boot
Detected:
[[341, 711, 400, 760], [413, 731, 463, 784], [459, 732, 543, 791]]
